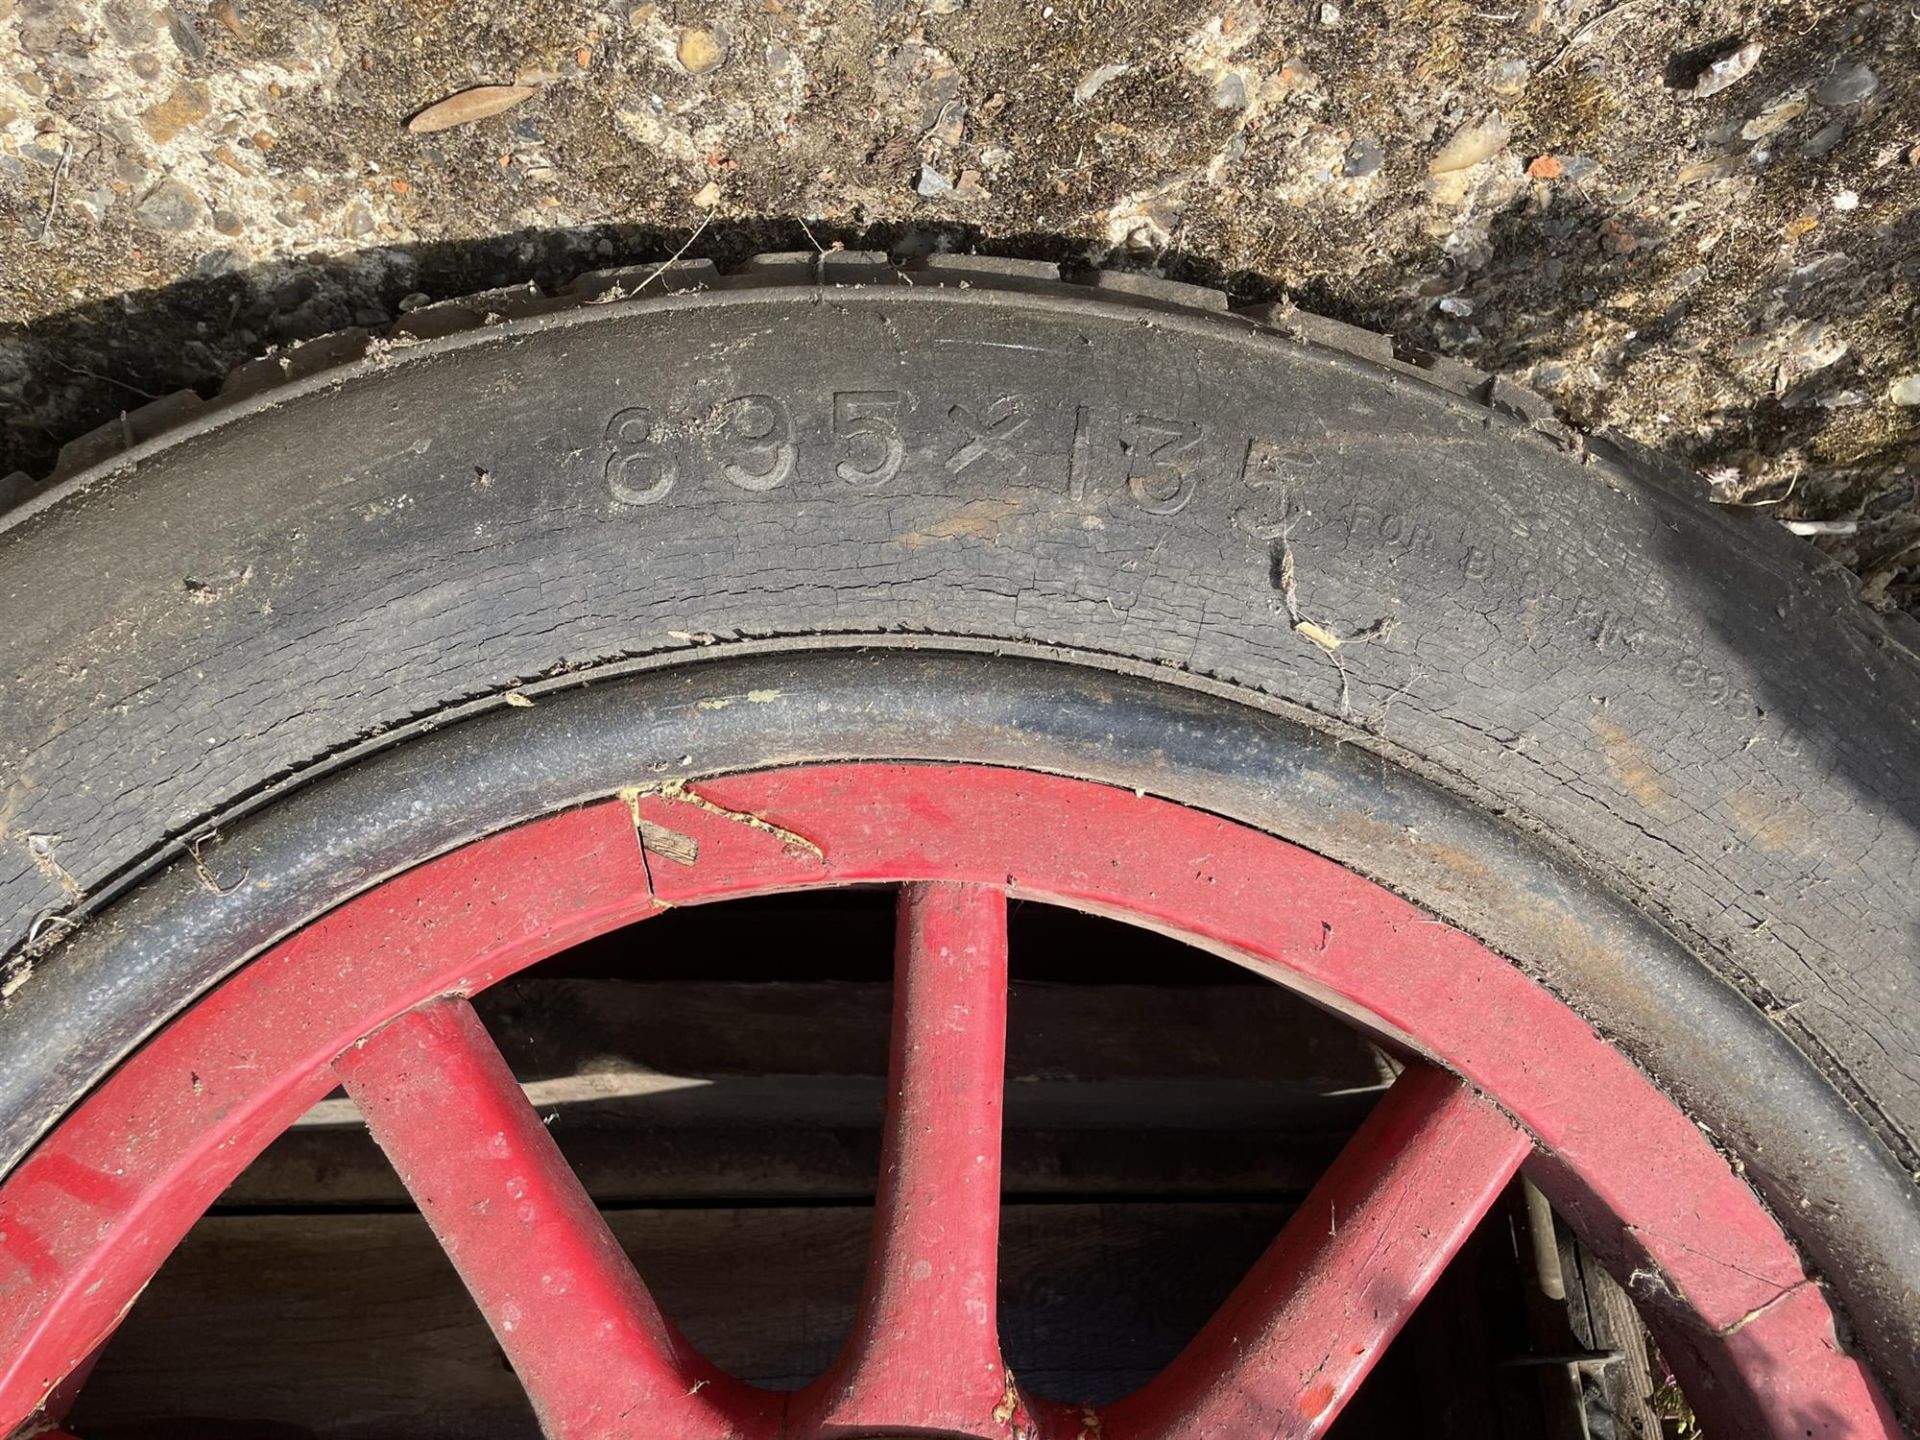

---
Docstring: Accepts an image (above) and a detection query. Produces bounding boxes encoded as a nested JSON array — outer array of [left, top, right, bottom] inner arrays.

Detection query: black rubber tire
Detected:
[[1, 254, 1917, 1420]]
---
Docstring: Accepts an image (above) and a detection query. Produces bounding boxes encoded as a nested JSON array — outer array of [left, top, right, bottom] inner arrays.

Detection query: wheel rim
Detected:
[[0, 762, 1897, 1439]]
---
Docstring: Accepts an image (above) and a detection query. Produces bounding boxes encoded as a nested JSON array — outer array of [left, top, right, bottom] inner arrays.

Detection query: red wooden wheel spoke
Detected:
[[1099, 1063, 1531, 1440], [333, 998, 768, 1440], [801, 881, 1016, 1436]]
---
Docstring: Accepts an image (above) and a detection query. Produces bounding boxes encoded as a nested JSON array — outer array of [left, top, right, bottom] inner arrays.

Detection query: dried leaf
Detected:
[[1691, 41, 1761, 99], [1073, 62, 1131, 104], [407, 85, 538, 135], [1429, 112, 1509, 174], [1676, 155, 1740, 184], [1740, 93, 1806, 141]]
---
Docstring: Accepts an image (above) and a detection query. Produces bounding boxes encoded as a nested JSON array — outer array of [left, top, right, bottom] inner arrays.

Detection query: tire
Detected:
[[1, 253, 1917, 1420]]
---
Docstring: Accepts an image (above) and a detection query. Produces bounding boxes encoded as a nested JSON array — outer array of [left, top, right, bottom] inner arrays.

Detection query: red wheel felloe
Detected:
[[0, 763, 1900, 1439]]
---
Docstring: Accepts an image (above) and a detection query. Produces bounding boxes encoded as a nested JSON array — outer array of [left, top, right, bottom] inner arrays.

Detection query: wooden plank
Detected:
[[221, 978, 1390, 1207], [74, 1205, 1288, 1439], [73, 1199, 1529, 1439], [469, 978, 1393, 1086], [292, 1074, 1387, 1131], [1560, 1232, 1664, 1440], [224, 1115, 1359, 1207]]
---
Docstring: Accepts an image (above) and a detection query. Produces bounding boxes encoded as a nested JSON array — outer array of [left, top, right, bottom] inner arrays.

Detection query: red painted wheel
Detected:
[[0, 763, 1898, 1439]]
